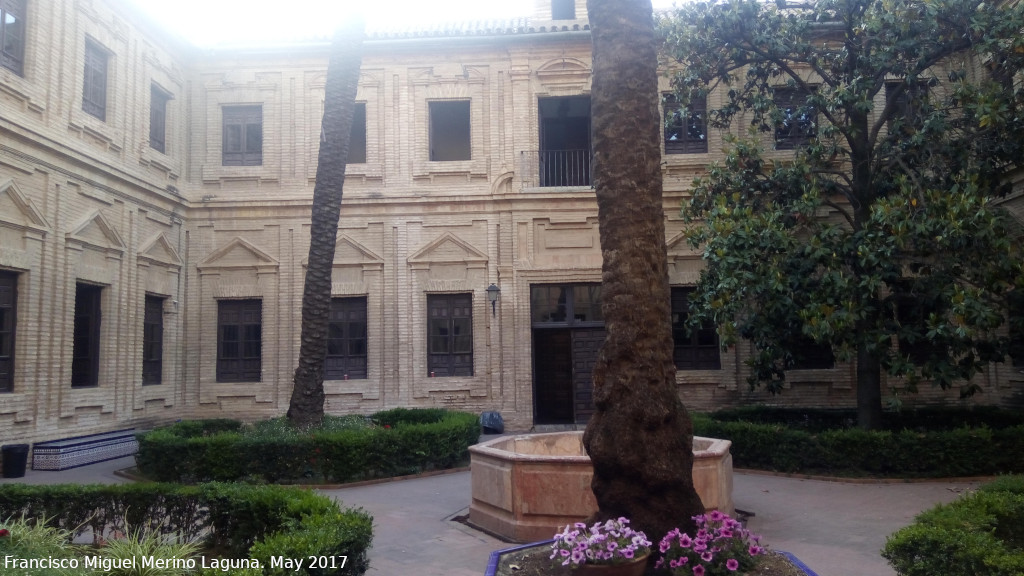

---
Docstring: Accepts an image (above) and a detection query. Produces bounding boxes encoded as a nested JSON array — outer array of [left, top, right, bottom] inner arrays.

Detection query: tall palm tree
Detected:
[[583, 0, 706, 539], [287, 21, 365, 429]]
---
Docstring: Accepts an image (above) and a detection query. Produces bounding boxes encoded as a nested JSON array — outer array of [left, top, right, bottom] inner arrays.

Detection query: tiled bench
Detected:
[[31, 429, 138, 471]]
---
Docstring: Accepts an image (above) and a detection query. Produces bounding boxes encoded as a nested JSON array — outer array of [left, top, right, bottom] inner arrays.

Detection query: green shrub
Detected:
[[883, 477, 1024, 576], [0, 515, 81, 576], [136, 409, 480, 484], [0, 484, 372, 576]]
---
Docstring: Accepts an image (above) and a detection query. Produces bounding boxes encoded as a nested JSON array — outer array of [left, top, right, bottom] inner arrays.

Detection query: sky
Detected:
[[127, 0, 681, 47]]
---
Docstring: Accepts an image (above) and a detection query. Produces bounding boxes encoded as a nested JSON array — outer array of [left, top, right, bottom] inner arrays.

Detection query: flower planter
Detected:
[[574, 553, 649, 576]]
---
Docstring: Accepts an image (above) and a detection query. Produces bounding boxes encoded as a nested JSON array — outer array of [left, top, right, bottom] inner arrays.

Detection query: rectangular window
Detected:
[[0, 270, 16, 393], [530, 284, 603, 326], [149, 84, 171, 154], [671, 288, 721, 370], [790, 337, 835, 370], [665, 94, 708, 154], [72, 283, 102, 388], [1009, 291, 1023, 368], [774, 87, 816, 150], [552, 0, 576, 19], [895, 290, 943, 366], [427, 293, 473, 377], [217, 299, 262, 382], [347, 102, 367, 164], [885, 81, 928, 137], [142, 295, 164, 385], [222, 105, 263, 166], [429, 100, 471, 161], [325, 297, 367, 380], [82, 39, 109, 121], [0, 0, 26, 76]]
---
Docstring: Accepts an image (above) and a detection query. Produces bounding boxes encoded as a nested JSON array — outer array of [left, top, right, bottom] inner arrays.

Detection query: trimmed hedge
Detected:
[[691, 408, 1024, 477], [883, 476, 1024, 576], [136, 409, 481, 484], [706, 405, 1024, 433], [0, 482, 372, 575]]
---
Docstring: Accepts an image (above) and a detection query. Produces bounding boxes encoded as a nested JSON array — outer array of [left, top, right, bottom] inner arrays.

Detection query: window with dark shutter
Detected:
[[72, 283, 102, 388], [142, 295, 164, 385], [671, 288, 721, 370], [885, 81, 929, 138], [217, 300, 262, 382], [664, 94, 708, 154], [348, 103, 367, 164], [0, 0, 26, 76], [0, 270, 16, 393], [429, 100, 471, 161], [774, 87, 816, 150], [82, 39, 109, 121], [222, 105, 263, 166], [150, 84, 171, 154], [790, 336, 835, 370], [325, 297, 368, 380], [427, 294, 473, 377]]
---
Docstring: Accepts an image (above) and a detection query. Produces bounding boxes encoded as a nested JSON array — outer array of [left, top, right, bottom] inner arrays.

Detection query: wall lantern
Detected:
[[486, 283, 501, 316]]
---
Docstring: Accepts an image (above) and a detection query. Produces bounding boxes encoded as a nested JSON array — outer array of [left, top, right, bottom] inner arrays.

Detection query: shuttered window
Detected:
[[82, 39, 109, 121], [72, 283, 102, 388], [222, 105, 263, 166], [0, 270, 16, 392], [774, 87, 816, 150], [427, 294, 473, 377], [665, 94, 708, 154], [217, 300, 262, 382], [671, 288, 721, 370], [142, 295, 164, 385], [0, 0, 26, 76], [150, 84, 171, 154], [325, 297, 367, 380]]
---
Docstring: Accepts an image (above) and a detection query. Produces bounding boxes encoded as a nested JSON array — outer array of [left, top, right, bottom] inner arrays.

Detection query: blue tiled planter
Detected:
[[484, 541, 819, 576]]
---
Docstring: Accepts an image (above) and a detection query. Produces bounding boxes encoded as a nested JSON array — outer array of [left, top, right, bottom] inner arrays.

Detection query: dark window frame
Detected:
[[0, 0, 26, 76], [428, 99, 471, 162], [530, 284, 603, 327], [884, 81, 929, 137], [774, 86, 817, 150], [72, 283, 102, 388], [894, 288, 945, 366], [216, 299, 262, 383], [82, 38, 109, 121], [222, 105, 263, 166], [325, 296, 368, 380], [347, 102, 367, 164], [671, 287, 721, 370], [1008, 291, 1023, 368], [664, 94, 708, 154], [149, 84, 171, 154], [142, 295, 164, 385], [789, 336, 835, 370], [551, 0, 576, 20], [0, 270, 17, 393], [427, 293, 473, 377]]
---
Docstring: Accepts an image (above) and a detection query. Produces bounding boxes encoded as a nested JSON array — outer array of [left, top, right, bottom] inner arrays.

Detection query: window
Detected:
[[149, 84, 171, 154], [217, 299, 262, 382], [429, 100, 470, 161], [142, 295, 164, 385], [0, 0, 26, 76], [325, 297, 367, 380], [789, 336, 835, 370], [671, 288, 720, 370], [665, 94, 708, 154], [774, 87, 816, 150], [427, 294, 473, 377], [222, 105, 263, 166], [552, 0, 576, 19], [531, 284, 603, 325], [885, 81, 928, 137], [347, 102, 367, 164], [0, 270, 16, 392], [72, 283, 102, 388], [82, 39, 109, 121], [1009, 291, 1023, 368], [895, 290, 944, 366]]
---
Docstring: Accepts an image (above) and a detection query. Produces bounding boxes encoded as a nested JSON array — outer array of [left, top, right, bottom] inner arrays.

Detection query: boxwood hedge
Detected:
[[883, 476, 1024, 576], [136, 408, 480, 484], [692, 407, 1024, 478], [0, 482, 372, 576]]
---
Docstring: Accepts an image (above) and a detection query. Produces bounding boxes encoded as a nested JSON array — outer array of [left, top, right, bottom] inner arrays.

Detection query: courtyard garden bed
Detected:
[[691, 406, 1024, 477], [135, 408, 480, 484], [0, 482, 373, 575], [883, 475, 1024, 576]]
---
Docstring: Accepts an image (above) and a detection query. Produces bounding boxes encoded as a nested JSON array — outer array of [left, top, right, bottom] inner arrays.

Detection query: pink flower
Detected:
[[693, 565, 705, 576], [727, 558, 740, 571], [0, 529, 9, 538]]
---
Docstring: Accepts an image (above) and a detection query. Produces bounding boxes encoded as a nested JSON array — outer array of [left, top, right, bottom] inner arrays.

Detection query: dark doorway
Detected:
[[570, 328, 604, 424], [533, 329, 573, 424], [538, 96, 591, 186], [72, 283, 102, 388]]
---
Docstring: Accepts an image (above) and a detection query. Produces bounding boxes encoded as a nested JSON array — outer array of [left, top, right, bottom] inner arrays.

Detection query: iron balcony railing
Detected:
[[518, 149, 592, 188]]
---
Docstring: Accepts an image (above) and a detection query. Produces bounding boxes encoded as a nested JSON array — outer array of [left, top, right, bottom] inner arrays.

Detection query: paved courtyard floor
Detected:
[[1, 455, 981, 576]]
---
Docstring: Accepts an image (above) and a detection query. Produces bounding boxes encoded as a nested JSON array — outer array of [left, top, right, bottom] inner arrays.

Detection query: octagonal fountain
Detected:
[[469, 431, 733, 542]]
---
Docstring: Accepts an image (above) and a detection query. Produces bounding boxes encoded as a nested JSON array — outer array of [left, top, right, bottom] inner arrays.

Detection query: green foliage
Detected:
[[0, 484, 372, 576], [94, 528, 201, 576], [883, 477, 1024, 575], [136, 409, 480, 484], [0, 515, 81, 576], [691, 408, 1024, 477], [659, 0, 1024, 425]]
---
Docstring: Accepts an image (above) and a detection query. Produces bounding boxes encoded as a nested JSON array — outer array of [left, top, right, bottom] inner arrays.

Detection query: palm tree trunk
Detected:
[[584, 0, 706, 540], [287, 22, 365, 429]]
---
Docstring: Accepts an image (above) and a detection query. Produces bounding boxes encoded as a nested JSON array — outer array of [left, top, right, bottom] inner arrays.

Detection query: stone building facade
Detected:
[[1, 0, 1022, 447]]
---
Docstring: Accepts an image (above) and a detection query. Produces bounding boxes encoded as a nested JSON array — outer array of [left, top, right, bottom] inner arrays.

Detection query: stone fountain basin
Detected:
[[469, 431, 733, 543]]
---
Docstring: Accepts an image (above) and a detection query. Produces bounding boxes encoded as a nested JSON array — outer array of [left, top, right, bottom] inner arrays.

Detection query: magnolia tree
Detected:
[[660, 0, 1024, 429]]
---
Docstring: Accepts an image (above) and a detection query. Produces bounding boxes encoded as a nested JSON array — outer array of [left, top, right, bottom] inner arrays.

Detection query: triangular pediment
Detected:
[[138, 233, 182, 267], [666, 230, 700, 257], [334, 234, 383, 265], [0, 179, 50, 232], [407, 232, 488, 265], [66, 210, 125, 252], [198, 237, 278, 271]]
